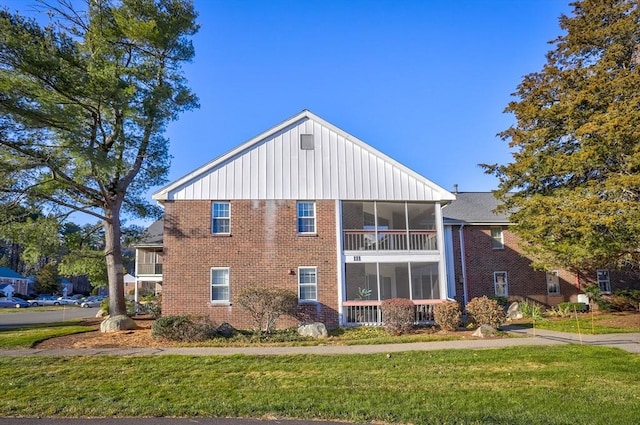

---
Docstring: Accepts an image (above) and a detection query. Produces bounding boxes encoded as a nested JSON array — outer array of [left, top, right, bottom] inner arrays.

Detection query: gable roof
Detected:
[[442, 192, 510, 225], [134, 219, 163, 247], [153, 110, 455, 203], [0, 267, 26, 280]]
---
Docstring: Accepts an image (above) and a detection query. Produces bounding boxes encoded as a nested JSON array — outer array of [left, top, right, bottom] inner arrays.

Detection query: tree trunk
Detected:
[[103, 199, 127, 318]]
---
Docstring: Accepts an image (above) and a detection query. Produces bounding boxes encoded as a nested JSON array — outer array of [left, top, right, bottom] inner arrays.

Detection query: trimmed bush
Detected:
[[381, 298, 415, 335], [236, 286, 298, 333], [151, 315, 218, 342], [465, 296, 505, 329], [434, 301, 461, 331]]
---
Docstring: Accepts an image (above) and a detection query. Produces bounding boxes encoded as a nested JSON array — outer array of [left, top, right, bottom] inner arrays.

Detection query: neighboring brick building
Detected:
[[149, 110, 455, 329], [442, 192, 639, 308]]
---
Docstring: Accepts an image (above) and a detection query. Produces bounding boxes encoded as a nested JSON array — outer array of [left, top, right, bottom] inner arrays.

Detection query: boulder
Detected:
[[472, 324, 498, 338], [297, 322, 328, 338], [100, 315, 137, 333], [217, 322, 236, 338], [506, 302, 523, 320]]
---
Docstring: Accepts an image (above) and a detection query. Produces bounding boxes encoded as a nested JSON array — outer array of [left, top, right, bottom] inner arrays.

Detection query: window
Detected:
[[494, 271, 508, 296], [596, 269, 611, 293], [491, 226, 504, 249], [298, 267, 317, 301], [546, 270, 560, 295], [210, 268, 230, 302], [297, 201, 316, 234], [212, 202, 230, 234]]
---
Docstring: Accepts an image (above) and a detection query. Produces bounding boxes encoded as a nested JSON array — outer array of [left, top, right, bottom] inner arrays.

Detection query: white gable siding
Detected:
[[157, 112, 453, 202]]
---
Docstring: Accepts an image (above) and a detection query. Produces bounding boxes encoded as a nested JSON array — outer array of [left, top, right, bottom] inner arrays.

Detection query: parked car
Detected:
[[80, 298, 100, 308], [0, 297, 31, 308], [27, 295, 63, 306], [56, 296, 77, 305]]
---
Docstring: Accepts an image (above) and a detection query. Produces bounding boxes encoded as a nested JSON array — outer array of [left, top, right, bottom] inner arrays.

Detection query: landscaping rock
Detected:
[[298, 322, 328, 338], [217, 322, 235, 338], [472, 324, 498, 338], [100, 315, 137, 333], [506, 302, 523, 320]]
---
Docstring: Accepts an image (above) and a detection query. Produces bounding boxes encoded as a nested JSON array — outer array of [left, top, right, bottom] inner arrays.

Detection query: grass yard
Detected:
[[0, 321, 95, 349], [516, 311, 640, 334], [0, 345, 639, 424]]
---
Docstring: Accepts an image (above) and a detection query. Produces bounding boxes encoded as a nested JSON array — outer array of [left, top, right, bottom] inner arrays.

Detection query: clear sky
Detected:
[[4, 0, 572, 223]]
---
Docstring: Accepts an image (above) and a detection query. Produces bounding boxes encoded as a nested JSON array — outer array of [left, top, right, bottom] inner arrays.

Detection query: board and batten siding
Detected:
[[157, 112, 452, 202]]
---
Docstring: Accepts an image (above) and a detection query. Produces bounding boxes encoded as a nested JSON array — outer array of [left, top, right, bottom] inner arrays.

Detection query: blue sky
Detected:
[[5, 0, 572, 223]]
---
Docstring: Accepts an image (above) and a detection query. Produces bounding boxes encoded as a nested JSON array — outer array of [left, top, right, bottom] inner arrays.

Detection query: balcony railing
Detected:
[[343, 229, 437, 251], [137, 263, 163, 275], [342, 300, 444, 326]]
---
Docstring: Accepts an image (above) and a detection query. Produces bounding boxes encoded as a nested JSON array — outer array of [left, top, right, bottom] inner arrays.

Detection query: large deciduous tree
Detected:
[[484, 0, 640, 273], [0, 0, 198, 329]]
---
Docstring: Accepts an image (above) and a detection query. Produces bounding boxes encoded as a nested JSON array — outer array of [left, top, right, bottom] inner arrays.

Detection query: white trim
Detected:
[[211, 201, 231, 235], [296, 201, 316, 234], [444, 226, 456, 299], [335, 200, 345, 325], [210, 267, 230, 303], [493, 271, 508, 297], [298, 266, 318, 301], [434, 201, 448, 299], [490, 226, 504, 250]]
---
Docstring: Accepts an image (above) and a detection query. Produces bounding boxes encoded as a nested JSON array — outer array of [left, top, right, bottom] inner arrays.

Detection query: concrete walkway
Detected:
[[1, 326, 639, 356]]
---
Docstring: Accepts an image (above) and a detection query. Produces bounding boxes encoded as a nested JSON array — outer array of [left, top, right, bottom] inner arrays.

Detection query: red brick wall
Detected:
[[162, 199, 339, 329], [449, 225, 580, 306]]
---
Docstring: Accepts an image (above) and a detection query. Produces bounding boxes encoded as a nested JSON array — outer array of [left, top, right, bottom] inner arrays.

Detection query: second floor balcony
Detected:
[[343, 229, 437, 251], [137, 263, 163, 275]]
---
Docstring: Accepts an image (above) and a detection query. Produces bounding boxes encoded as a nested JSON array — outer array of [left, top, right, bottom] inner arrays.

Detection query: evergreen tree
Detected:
[[484, 0, 640, 272], [0, 0, 198, 328]]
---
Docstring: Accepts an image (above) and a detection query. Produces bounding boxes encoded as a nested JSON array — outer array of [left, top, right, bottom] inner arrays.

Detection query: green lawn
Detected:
[[0, 321, 95, 348], [0, 346, 639, 424], [517, 312, 640, 334]]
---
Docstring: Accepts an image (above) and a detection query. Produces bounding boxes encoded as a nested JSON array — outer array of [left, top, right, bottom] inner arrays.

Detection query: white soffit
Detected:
[[153, 110, 455, 202]]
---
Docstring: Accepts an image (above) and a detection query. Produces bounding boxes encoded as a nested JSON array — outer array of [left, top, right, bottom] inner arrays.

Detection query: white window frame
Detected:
[[490, 226, 504, 250], [493, 271, 508, 297], [298, 266, 318, 302], [596, 269, 611, 293], [297, 201, 316, 234], [546, 270, 560, 295], [210, 267, 230, 303], [212, 202, 231, 234]]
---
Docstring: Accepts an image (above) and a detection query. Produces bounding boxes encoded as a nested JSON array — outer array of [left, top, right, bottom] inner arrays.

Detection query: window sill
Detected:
[[211, 233, 232, 237], [210, 302, 231, 306], [298, 300, 319, 305], [297, 233, 318, 237]]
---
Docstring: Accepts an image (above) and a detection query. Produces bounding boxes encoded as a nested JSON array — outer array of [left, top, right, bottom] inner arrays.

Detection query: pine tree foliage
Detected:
[[0, 0, 199, 320], [484, 0, 640, 272]]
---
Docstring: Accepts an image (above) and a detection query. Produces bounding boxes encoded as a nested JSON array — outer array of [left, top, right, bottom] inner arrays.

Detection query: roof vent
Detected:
[[300, 134, 314, 150]]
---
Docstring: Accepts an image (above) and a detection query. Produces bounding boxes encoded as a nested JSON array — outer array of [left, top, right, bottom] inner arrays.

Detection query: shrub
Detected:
[[490, 296, 509, 307], [380, 298, 415, 335], [151, 315, 218, 342], [520, 299, 544, 320], [557, 302, 588, 313], [606, 289, 640, 311], [465, 296, 505, 329], [236, 286, 298, 333], [547, 303, 572, 318], [433, 301, 461, 331], [138, 294, 162, 318]]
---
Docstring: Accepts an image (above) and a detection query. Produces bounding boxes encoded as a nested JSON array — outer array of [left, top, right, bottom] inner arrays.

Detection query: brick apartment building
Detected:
[[146, 110, 456, 328], [443, 192, 640, 308]]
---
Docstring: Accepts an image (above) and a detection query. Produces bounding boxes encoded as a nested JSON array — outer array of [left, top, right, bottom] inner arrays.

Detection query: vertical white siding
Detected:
[[168, 117, 449, 201]]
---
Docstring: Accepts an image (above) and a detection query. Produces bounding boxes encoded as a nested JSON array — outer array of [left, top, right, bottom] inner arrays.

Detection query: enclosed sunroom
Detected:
[[340, 200, 450, 326]]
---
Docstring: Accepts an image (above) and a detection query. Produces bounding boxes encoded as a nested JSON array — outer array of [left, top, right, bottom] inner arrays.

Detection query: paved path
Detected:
[[1, 326, 638, 356]]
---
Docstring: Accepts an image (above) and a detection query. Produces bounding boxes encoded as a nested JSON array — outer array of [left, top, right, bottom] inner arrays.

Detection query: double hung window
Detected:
[[297, 201, 316, 234], [211, 268, 230, 302], [298, 267, 317, 301], [212, 202, 230, 234]]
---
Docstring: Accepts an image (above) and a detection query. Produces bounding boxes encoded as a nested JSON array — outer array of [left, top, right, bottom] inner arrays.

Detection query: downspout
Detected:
[[459, 224, 469, 306]]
